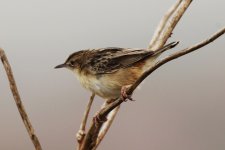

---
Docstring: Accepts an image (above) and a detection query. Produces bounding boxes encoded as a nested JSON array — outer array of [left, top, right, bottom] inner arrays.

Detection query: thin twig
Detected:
[[76, 93, 95, 149], [80, 27, 225, 150], [149, 0, 193, 50], [149, 0, 182, 49], [0, 48, 42, 150]]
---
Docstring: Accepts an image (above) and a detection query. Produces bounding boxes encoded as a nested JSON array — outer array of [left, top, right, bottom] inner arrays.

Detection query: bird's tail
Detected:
[[152, 41, 179, 56], [142, 41, 179, 72]]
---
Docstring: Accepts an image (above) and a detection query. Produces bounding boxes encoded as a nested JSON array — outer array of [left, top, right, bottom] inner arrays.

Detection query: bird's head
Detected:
[[55, 50, 85, 71]]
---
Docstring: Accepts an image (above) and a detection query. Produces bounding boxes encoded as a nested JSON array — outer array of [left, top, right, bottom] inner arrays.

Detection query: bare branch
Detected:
[[0, 49, 42, 150], [76, 93, 95, 149], [149, 0, 193, 50], [80, 27, 225, 150], [149, 0, 182, 49]]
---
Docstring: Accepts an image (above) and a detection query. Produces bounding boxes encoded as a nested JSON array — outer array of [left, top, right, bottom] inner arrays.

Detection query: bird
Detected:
[[55, 42, 178, 103]]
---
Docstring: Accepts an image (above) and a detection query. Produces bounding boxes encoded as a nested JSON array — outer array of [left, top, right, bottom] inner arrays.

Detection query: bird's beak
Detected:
[[54, 63, 67, 69]]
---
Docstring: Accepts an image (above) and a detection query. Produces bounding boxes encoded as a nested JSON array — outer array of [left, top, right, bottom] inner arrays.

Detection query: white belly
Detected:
[[74, 71, 120, 100]]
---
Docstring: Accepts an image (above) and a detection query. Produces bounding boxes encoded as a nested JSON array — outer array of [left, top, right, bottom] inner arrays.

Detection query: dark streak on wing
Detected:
[[87, 47, 154, 74]]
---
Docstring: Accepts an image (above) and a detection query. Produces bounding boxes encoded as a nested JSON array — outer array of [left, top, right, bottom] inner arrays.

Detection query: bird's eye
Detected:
[[70, 61, 75, 67]]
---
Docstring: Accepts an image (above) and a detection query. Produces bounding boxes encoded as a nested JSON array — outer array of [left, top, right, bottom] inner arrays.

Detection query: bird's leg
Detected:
[[120, 85, 134, 101], [76, 130, 85, 144]]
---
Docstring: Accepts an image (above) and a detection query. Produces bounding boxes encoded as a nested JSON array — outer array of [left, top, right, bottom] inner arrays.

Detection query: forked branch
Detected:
[[149, 0, 182, 49], [149, 0, 193, 50]]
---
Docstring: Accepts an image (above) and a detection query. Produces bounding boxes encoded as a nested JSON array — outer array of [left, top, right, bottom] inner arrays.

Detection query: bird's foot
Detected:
[[76, 129, 85, 143], [120, 85, 134, 102]]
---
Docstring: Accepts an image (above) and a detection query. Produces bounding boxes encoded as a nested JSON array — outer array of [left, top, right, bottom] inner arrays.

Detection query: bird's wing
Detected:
[[86, 47, 154, 74]]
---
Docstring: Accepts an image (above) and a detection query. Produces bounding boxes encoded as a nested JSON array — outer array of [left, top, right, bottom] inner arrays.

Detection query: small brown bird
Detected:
[[55, 42, 178, 102]]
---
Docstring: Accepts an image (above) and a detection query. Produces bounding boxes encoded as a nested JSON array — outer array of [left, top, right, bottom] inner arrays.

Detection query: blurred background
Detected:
[[0, 0, 225, 150]]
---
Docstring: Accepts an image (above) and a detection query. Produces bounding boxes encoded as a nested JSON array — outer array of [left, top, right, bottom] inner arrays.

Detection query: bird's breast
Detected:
[[74, 70, 121, 99]]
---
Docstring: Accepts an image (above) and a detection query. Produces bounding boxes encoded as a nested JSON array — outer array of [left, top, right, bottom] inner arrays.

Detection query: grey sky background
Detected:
[[0, 0, 225, 150]]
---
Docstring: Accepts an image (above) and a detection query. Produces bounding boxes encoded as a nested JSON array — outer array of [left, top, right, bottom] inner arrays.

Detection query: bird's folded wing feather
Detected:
[[86, 47, 154, 74]]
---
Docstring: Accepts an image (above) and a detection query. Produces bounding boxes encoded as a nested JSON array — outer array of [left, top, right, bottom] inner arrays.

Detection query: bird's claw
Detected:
[[121, 86, 135, 102], [76, 129, 85, 142]]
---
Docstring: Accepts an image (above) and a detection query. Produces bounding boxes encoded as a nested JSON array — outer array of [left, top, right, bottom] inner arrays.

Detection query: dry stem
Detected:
[[149, 0, 193, 50], [76, 93, 95, 149], [149, 0, 182, 49], [0, 49, 42, 150]]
